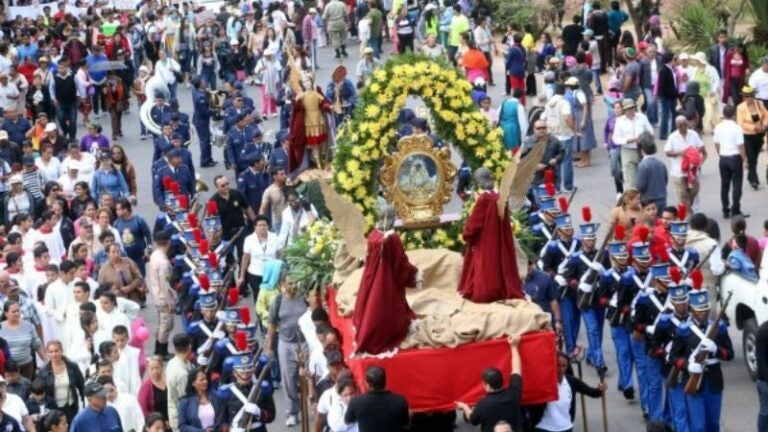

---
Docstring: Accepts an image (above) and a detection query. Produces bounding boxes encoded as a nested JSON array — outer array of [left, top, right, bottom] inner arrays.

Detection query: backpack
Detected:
[[680, 146, 702, 187]]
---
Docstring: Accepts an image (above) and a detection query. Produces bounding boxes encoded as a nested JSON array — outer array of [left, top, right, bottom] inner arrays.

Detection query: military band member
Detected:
[[541, 205, 581, 355], [668, 216, 700, 274], [189, 291, 223, 356], [669, 289, 733, 432], [532, 195, 560, 269]]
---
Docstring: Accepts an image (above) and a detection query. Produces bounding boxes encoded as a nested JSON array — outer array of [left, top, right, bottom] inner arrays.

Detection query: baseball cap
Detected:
[[44, 122, 58, 133], [84, 382, 108, 397]]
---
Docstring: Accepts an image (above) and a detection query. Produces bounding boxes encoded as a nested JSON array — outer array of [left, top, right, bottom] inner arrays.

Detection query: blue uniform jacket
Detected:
[[237, 168, 271, 214], [193, 89, 214, 123], [226, 125, 259, 171], [153, 164, 195, 209], [70, 405, 123, 432], [669, 319, 733, 393], [153, 134, 173, 162]]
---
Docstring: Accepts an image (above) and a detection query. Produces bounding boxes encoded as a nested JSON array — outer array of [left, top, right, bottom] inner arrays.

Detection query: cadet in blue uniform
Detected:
[[531, 195, 559, 266], [668, 219, 700, 273], [599, 226, 637, 401], [570, 212, 609, 375], [622, 239, 655, 418], [153, 148, 195, 211], [153, 122, 174, 163], [226, 113, 259, 175], [166, 112, 191, 144], [268, 132, 289, 172], [192, 77, 217, 167], [541, 210, 582, 355], [223, 94, 253, 133], [189, 291, 223, 355], [152, 144, 171, 175], [239, 129, 272, 163], [649, 281, 691, 432], [632, 261, 671, 426], [669, 289, 733, 432], [215, 352, 275, 432], [238, 151, 271, 216]]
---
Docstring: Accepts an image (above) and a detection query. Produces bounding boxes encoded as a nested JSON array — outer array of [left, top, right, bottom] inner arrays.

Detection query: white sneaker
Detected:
[[286, 415, 297, 427]]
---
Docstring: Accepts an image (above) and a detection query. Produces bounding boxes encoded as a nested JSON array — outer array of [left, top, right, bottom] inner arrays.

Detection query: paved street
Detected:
[[105, 38, 764, 431]]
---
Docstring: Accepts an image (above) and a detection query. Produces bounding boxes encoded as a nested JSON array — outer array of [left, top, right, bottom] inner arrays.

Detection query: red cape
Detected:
[[459, 191, 524, 302], [353, 229, 418, 355], [287, 88, 330, 173]]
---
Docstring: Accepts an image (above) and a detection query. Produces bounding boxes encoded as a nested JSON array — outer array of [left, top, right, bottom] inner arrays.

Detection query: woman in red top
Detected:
[[722, 43, 750, 105]]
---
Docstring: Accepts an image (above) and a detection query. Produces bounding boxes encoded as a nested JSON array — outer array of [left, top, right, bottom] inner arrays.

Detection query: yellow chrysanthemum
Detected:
[[365, 105, 380, 119], [346, 159, 360, 172], [373, 70, 387, 81], [369, 83, 380, 93], [354, 186, 368, 200]]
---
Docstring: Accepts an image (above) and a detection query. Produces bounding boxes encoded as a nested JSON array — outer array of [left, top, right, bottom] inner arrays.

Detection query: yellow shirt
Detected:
[[448, 14, 469, 47], [522, 33, 535, 51]]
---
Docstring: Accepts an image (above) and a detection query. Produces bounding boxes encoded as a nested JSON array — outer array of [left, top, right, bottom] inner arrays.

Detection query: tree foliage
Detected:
[[674, 1, 721, 51], [751, 0, 768, 45]]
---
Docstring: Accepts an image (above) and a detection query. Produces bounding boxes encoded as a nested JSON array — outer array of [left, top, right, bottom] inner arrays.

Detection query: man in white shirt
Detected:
[[542, 83, 577, 192], [686, 213, 726, 316], [44, 260, 77, 341], [713, 105, 747, 218], [748, 56, 768, 106], [22, 246, 50, 301], [61, 142, 96, 184], [166, 334, 194, 431], [664, 115, 707, 210], [278, 189, 318, 248], [31, 211, 66, 265], [612, 98, 654, 189], [0, 377, 35, 432], [0, 73, 19, 113]]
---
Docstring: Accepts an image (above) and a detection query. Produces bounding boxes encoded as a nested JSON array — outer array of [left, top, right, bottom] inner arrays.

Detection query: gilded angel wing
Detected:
[[506, 137, 548, 211], [496, 157, 519, 218], [319, 179, 368, 261]]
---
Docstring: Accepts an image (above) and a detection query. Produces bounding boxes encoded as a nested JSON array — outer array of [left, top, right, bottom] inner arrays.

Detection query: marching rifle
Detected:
[[683, 291, 733, 395], [201, 266, 241, 374], [236, 360, 273, 430]]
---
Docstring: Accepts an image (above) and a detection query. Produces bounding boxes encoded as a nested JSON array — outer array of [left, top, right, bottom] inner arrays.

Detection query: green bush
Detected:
[[752, 0, 768, 45], [675, 1, 720, 52], [487, 0, 542, 33]]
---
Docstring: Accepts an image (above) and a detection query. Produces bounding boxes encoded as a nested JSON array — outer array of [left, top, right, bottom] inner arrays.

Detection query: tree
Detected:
[[752, 0, 768, 45], [622, 0, 661, 39]]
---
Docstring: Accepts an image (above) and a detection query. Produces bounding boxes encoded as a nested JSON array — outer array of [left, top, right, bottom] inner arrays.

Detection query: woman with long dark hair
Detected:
[[110, 145, 137, 204], [0, 301, 45, 378], [178, 369, 218, 431], [37, 340, 85, 423]]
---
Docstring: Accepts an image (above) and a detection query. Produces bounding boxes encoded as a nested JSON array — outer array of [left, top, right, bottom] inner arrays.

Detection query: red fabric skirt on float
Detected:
[[327, 289, 558, 412], [305, 133, 327, 147]]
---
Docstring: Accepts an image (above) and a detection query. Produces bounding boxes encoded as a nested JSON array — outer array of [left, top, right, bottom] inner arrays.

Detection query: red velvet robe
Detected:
[[353, 229, 418, 355], [287, 88, 330, 173], [459, 191, 524, 302]]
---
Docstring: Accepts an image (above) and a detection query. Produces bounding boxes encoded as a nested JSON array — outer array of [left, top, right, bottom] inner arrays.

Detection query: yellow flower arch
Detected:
[[331, 54, 510, 249]]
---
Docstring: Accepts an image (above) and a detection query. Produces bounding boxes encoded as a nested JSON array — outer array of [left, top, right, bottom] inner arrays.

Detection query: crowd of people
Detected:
[[0, 0, 762, 431]]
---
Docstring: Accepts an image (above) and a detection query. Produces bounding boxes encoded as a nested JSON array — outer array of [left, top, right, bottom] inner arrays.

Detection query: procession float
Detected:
[[283, 54, 559, 412]]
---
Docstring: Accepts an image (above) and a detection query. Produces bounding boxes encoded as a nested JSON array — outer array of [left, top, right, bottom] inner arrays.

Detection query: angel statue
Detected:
[[288, 71, 331, 173]]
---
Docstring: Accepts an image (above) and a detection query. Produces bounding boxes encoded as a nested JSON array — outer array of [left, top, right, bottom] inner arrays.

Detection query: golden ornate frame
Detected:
[[379, 134, 457, 228]]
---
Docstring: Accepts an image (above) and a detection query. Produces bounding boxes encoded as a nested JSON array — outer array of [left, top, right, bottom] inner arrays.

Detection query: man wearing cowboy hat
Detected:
[[355, 47, 381, 87], [612, 98, 653, 189]]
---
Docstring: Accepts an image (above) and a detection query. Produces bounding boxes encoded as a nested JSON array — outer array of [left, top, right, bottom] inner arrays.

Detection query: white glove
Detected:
[[213, 330, 225, 339], [198, 355, 209, 366], [687, 361, 703, 374], [590, 262, 605, 272], [700, 338, 717, 353], [578, 282, 593, 293], [554, 275, 567, 287], [645, 325, 655, 335], [244, 402, 261, 417]]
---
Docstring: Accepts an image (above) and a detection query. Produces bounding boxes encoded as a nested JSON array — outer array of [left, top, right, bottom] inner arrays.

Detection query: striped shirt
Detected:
[[22, 169, 45, 200], [0, 321, 41, 365]]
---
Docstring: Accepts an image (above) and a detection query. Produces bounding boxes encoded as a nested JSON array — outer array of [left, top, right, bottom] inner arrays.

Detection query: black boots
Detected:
[[340, 45, 348, 57], [155, 341, 172, 360], [335, 48, 341, 59]]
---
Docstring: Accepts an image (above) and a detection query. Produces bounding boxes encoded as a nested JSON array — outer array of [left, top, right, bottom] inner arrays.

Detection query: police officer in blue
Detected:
[[632, 260, 672, 427], [268, 131, 289, 172], [152, 141, 172, 176], [669, 288, 733, 432], [622, 234, 655, 418], [240, 128, 272, 162], [165, 112, 191, 144], [153, 148, 195, 211], [192, 76, 218, 167], [571, 209, 609, 376], [150, 92, 169, 136], [238, 151, 271, 216], [153, 122, 174, 162], [599, 225, 637, 401], [668, 214, 700, 274], [649, 277, 691, 432], [223, 82, 255, 112], [224, 93, 253, 133], [226, 113, 259, 176]]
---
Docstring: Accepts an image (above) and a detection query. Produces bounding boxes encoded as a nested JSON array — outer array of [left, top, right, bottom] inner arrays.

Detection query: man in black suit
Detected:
[[658, 52, 679, 140], [707, 29, 733, 78]]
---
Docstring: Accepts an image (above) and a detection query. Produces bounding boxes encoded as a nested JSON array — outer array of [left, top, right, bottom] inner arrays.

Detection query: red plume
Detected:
[[669, 266, 682, 284], [239, 307, 251, 326], [634, 224, 650, 242], [199, 239, 209, 254], [188, 213, 199, 228], [162, 176, 173, 190], [690, 268, 704, 289], [581, 206, 592, 223], [234, 331, 248, 351], [177, 195, 188, 210], [677, 203, 687, 221], [198, 273, 210, 290], [614, 224, 626, 241], [192, 228, 203, 244], [651, 244, 669, 263], [208, 251, 218, 269], [558, 197, 569, 213], [544, 169, 555, 184], [207, 200, 218, 216], [227, 287, 239, 306], [545, 181, 556, 197]]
